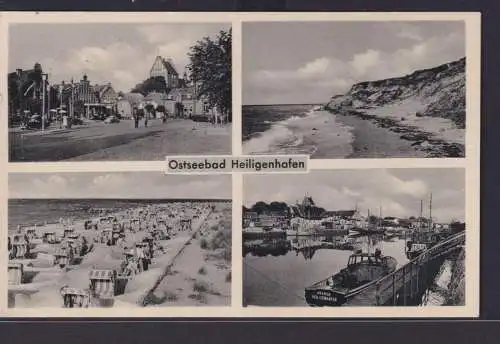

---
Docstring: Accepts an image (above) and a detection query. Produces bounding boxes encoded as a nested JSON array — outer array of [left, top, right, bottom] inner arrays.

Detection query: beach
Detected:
[[242, 104, 465, 158], [9, 119, 231, 162], [8, 200, 231, 308]]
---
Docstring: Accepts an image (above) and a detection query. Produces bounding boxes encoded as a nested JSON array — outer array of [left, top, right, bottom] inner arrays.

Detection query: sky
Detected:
[[9, 23, 230, 92], [243, 21, 465, 105], [9, 172, 231, 200], [243, 169, 465, 223]]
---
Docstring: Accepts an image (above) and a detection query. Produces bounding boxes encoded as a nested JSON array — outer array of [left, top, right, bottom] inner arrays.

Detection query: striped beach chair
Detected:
[[43, 231, 57, 244], [89, 269, 116, 299], [60, 286, 91, 308], [54, 248, 70, 267], [8, 262, 23, 285], [10, 243, 28, 259]]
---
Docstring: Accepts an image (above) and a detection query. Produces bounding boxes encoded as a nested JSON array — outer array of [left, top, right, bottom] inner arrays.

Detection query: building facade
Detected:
[[146, 56, 211, 119], [149, 56, 179, 89]]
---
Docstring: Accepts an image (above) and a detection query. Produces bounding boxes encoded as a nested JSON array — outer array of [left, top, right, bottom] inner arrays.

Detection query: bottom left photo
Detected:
[[7, 172, 232, 309]]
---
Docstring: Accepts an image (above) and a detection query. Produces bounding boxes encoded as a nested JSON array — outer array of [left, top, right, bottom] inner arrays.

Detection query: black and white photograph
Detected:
[[242, 21, 466, 158], [243, 169, 466, 307], [7, 173, 232, 308], [8, 23, 232, 162]]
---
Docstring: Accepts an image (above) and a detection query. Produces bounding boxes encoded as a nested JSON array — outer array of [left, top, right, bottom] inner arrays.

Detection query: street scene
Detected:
[[8, 23, 232, 162], [8, 173, 232, 308]]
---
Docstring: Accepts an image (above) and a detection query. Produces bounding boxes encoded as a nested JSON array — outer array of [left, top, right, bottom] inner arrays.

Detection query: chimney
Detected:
[[16, 68, 22, 77]]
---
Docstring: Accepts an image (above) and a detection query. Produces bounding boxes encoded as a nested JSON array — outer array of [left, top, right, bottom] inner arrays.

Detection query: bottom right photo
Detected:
[[242, 168, 466, 308]]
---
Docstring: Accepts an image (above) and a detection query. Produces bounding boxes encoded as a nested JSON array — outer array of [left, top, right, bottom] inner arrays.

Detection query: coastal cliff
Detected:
[[325, 58, 465, 128], [324, 58, 466, 157]]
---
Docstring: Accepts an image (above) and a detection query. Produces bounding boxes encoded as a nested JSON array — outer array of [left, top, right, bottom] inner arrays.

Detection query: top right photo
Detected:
[[242, 21, 468, 159]]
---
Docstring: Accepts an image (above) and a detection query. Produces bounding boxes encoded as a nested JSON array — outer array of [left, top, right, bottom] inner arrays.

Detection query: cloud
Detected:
[[396, 24, 424, 41], [350, 49, 381, 76], [9, 173, 231, 200], [243, 169, 464, 223], [10, 23, 230, 93], [245, 26, 464, 104]]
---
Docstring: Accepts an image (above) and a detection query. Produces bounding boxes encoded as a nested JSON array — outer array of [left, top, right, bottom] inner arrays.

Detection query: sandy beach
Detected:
[[9, 119, 231, 162], [8, 200, 231, 308]]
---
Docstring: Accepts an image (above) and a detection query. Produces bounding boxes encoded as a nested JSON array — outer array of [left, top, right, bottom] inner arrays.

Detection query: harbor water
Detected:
[[243, 234, 409, 307]]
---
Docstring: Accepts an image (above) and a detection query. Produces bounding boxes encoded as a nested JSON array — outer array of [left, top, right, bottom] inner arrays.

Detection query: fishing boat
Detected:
[[304, 248, 397, 306], [350, 208, 386, 235], [404, 194, 446, 260]]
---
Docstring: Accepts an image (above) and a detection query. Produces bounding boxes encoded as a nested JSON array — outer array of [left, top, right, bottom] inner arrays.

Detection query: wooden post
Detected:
[[392, 273, 396, 305], [410, 262, 413, 301], [402, 264, 407, 306]]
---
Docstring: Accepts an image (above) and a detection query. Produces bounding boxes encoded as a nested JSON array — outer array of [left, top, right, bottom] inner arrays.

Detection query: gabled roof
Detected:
[[161, 57, 178, 75]]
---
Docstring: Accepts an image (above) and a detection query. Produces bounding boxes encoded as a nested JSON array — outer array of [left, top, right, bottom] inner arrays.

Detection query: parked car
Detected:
[[71, 117, 84, 126], [104, 115, 120, 124], [27, 115, 43, 129], [91, 113, 107, 121]]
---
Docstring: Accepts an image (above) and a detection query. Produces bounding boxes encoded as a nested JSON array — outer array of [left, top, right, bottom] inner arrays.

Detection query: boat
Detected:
[[304, 249, 397, 306], [404, 194, 447, 260], [349, 207, 386, 235]]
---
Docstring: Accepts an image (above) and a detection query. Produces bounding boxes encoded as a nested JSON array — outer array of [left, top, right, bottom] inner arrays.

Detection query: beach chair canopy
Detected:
[[8, 262, 23, 270], [89, 269, 115, 281], [54, 249, 68, 257], [61, 287, 88, 297]]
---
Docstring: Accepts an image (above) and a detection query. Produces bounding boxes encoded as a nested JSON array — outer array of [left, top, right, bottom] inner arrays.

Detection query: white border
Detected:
[[1, 11, 480, 318]]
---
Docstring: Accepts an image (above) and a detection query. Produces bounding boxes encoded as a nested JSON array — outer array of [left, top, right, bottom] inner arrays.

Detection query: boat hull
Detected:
[[305, 256, 397, 307]]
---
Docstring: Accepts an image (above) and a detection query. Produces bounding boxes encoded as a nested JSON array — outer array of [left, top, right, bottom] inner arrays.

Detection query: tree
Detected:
[[188, 28, 231, 121], [131, 76, 168, 96]]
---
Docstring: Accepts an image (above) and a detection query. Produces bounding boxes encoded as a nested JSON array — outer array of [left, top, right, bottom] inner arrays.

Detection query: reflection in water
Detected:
[[243, 233, 408, 307], [243, 234, 385, 259]]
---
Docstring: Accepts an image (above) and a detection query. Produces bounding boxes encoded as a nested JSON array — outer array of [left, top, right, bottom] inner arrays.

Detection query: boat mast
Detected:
[[419, 200, 423, 233], [429, 193, 433, 231]]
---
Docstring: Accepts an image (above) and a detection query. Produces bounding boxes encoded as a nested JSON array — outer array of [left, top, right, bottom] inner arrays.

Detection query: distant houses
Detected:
[[133, 55, 212, 120]]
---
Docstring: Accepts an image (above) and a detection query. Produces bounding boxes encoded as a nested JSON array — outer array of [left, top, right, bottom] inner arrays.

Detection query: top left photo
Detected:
[[7, 22, 232, 162]]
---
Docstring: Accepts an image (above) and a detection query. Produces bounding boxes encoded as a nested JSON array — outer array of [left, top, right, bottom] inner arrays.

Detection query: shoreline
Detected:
[[8, 202, 229, 308], [329, 108, 465, 158]]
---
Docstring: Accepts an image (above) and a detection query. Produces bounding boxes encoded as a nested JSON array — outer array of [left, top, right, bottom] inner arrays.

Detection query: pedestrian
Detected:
[[144, 113, 148, 128], [134, 114, 139, 128]]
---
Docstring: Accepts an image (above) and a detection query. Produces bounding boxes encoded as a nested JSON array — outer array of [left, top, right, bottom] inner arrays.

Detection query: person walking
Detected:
[[144, 112, 148, 128]]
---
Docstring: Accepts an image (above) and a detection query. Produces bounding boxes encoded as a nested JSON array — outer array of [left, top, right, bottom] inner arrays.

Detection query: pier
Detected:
[[343, 231, 465, 306]]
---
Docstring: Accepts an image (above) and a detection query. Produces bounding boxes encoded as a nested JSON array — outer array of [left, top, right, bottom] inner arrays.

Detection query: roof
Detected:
[[61, 287, 88, 296], [161, 57, 178, 75], [54, 248, 68, 257], [323, 210, 357, 218], [8, 262, 23, 269], [89, 269, 114, 280]]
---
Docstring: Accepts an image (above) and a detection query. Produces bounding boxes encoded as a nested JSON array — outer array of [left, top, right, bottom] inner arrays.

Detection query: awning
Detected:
[[89, 269, 114, 280], [61, 287, 88, 296]]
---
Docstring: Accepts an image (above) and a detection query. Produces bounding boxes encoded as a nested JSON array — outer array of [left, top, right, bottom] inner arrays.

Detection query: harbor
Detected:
[[242, 176, 466, 308]]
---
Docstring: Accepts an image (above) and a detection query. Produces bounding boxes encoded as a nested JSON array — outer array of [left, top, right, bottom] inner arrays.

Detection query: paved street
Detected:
[[9, 119, 231, 162]]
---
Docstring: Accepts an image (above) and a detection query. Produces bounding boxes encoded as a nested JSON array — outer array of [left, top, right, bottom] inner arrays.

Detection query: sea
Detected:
[[242, 104, 354, 157], [243, 234, 410, 307], [8, 199, 228, 232]]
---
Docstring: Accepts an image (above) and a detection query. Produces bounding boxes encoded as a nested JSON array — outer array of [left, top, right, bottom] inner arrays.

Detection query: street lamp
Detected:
[[41, 73, 48, 131]]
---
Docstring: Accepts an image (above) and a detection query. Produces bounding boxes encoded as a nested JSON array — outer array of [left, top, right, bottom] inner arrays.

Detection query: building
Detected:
[[149, 56, 179, 88], [146, 56, 211, 119], [8, 63, 48, 116], [53, 75, 119, 118]]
